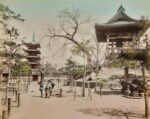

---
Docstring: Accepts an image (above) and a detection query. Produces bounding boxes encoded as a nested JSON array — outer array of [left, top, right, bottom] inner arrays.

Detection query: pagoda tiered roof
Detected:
[[27, 55, 41, 59], [28, 62, 40, 65], [24, 41, 40, 48], [24, 49, 41, 54], [24, 33, 41, 71], [23, 33, 41, 48], [95, 5, 144, 42]]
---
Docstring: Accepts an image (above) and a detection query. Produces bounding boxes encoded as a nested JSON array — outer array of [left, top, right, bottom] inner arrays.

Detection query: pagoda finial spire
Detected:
[[118, 4, 125, 12], [33, 32, 35, 42]]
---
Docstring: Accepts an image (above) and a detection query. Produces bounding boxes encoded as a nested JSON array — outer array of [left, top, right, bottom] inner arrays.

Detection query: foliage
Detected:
[[96, 78, 108, 88], [109, 75, 123, 80], [71, 39, 101, 73], [135, 16, 150, 42], [44, 63, 57, 76], [0, 3, 24, 74], [12, 59, 30, 76], [59, 58, 91, 79], [1, 27, 24, 66], [71, 40, 91, 57], [110, 59, 140, 69], [0, 3, 24, 25]]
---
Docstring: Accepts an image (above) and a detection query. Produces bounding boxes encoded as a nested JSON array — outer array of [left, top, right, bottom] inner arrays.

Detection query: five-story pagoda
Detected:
[[24, 33, 41, 81]]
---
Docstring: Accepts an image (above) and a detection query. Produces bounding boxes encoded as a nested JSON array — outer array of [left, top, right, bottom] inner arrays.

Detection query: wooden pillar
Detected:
[[142, 65, 149, 118], [112, 41, 115, 59], [5, 86, 8, 106], [2, 110, 8, 119], [106, 35, 110, 55], [15, 90, 18, 102]]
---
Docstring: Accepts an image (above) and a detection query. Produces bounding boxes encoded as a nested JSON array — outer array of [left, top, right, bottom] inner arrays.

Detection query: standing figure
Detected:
[[50, 80, 55, 96], [38, 80, 44, 97], [48, 80, 52, 96], [45, 80, 51, 98]]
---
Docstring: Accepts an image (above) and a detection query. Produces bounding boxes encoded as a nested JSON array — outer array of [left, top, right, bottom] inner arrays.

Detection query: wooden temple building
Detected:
[[95, 5, 145, 61], [95, 5, 150, 98], [24, 34, 41, 81]]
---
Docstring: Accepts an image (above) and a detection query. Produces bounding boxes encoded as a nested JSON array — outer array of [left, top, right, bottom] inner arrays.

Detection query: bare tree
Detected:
[[44, 8, 93, 70]]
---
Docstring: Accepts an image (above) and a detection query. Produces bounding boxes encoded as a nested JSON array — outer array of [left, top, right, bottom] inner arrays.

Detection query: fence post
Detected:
[[8, 98, 11, 115], [59, 88, 62, 97], [88, 82, 92, 100], [18, 93, 20, 107], [74, 81, 76, 101]]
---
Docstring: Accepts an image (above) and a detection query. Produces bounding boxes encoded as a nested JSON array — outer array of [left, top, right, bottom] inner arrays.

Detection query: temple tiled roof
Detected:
[[95, 21, 139, 28], [95, 5, 144, 42], [107, 5, 135, 24]]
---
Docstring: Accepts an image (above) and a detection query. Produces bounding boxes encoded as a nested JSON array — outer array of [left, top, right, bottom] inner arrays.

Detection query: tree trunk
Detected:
[[5, 66, 11, 106], [124, 66, 129, 80], [81, 78, 85, 97], [82, 53, 86, 97], [69, 77, 73, 92], [142, 65, 149, 118]]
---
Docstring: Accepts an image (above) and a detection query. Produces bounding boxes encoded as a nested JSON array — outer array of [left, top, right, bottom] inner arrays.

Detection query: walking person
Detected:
[[38, 80, 44, 97]]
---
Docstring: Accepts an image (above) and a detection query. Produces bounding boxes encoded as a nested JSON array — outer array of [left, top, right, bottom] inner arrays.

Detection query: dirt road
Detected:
[[9, 82, 145, 119]]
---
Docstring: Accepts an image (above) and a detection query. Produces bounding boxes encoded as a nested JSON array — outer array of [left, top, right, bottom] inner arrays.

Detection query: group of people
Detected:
[[38, 80, 55, 98]]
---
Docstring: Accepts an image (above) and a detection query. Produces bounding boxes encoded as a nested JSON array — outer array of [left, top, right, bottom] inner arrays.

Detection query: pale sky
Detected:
[[1, 0, 150, 66]]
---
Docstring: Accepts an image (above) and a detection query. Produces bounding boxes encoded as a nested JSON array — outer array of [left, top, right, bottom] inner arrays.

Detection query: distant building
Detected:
[[24, 33, 41, 81]]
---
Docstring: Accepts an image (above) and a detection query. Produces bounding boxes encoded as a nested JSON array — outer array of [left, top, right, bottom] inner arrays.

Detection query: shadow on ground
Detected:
[[95, 90, 121, 95], [77, 108, 145, 119]]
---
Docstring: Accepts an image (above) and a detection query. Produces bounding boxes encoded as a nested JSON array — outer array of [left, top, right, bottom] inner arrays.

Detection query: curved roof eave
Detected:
[[107, 5, 136, 24]]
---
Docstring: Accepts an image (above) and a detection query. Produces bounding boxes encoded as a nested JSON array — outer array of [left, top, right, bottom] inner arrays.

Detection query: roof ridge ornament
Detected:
[[118, 5, 125, 12]]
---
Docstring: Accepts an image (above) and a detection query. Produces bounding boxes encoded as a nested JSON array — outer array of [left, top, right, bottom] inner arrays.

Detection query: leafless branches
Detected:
[[44, 8, 97, 70]]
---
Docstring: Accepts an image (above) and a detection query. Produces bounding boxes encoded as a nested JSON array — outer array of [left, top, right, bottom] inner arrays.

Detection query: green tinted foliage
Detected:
[[12, 59, 30, 76], [59, 58, 91, 79], [110, 59, 140, 69], [0, 3, 24, 24], [71, 40, 91, 56], [112, 17, 150, 69]]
